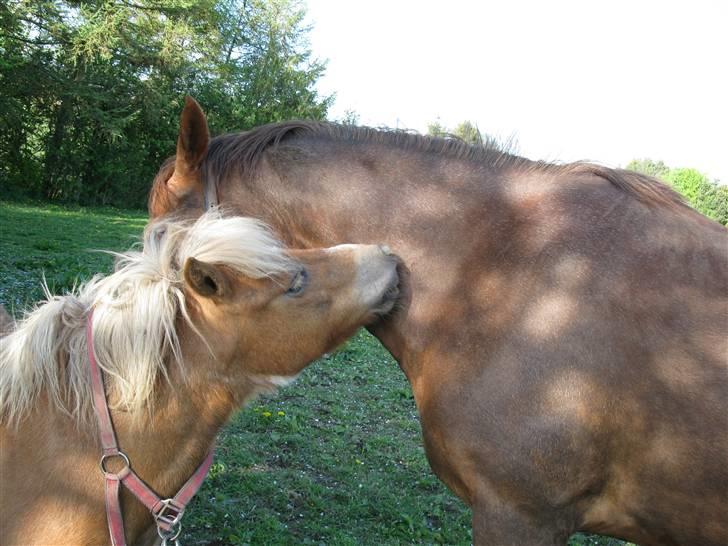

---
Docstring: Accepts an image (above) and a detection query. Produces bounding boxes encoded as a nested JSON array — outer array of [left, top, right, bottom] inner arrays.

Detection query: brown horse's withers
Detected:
[[149, 98, 728, 546]]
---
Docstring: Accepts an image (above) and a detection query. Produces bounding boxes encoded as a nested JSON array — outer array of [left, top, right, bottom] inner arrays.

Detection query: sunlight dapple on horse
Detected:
[[148, 98, 728, 546], [0, 209, 400, 545]]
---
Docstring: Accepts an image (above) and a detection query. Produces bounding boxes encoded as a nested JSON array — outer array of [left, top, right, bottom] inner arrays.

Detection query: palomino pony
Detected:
[[148, 98, 727, 546], [0, 209, 400, 545]]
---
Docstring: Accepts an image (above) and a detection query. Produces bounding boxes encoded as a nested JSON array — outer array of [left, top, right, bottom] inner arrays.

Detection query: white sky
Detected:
[[305, 0, 727, 182]]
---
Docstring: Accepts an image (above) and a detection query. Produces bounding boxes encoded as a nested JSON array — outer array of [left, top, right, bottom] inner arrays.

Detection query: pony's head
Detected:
[[175, 230, 401, 401], [0, 209, 399, 424]]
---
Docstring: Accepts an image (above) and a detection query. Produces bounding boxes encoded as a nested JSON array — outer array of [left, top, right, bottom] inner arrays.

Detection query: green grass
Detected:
[[184, 333, 472, 545], [0, 201, 634, 545], [0, 201, 148, 312]]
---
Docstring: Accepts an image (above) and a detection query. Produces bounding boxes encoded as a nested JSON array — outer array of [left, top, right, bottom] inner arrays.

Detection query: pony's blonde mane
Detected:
[[0, 209, 295, 425]]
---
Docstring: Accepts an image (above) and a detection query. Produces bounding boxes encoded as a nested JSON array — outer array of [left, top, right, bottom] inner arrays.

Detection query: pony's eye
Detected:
[[286, 268, 307, 296]]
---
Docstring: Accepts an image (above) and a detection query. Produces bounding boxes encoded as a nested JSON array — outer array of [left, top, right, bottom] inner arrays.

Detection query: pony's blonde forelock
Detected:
[[177, 210, 295, 279], [0, 209, 294, 424]]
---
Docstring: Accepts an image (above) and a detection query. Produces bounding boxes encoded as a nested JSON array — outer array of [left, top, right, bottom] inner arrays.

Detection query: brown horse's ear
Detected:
[[167, 96, 209, 202], [183, 257, 229, 299]]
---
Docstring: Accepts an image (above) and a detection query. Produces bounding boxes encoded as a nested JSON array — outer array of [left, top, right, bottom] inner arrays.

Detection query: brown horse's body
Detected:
[[150, 99, 728, 545]]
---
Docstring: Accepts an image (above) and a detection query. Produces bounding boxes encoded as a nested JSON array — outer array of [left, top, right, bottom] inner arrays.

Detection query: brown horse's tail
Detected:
[[0, 304, 14, 336]]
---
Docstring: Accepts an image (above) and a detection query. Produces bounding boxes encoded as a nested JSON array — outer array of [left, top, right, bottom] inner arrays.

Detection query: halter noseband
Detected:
[[86, 309, 214, 546]]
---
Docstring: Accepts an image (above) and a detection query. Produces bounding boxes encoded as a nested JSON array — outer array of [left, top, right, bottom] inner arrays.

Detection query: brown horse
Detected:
[[0, 209, 399, 545], [149, 98, 728, 546]]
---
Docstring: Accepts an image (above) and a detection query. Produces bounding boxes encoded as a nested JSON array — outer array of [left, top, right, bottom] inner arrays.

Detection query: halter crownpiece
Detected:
[[86, 308, 214, 546]]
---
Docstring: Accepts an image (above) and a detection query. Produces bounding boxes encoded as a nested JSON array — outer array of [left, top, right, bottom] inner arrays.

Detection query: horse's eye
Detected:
[[286, 268, 307, 296]]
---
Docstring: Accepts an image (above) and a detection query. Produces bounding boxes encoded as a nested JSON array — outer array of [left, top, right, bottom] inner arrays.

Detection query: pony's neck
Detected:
[[4, 325, 244, 544], [110, 354, 242, 502]]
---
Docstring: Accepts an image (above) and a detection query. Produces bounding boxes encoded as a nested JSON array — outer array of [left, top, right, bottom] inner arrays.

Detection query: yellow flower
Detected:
[[262, 411, 272, 417], [277, 411, 285, 416]]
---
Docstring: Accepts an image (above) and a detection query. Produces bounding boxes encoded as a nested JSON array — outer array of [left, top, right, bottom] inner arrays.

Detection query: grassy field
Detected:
[[0, 201, 632, 545]]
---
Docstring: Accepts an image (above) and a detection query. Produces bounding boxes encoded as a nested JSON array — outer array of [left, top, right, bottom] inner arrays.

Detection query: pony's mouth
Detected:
[[373, 276, 401, 316]]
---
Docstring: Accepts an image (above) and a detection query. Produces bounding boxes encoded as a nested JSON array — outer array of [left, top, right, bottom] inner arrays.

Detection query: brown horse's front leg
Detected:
[[471, 494, 570, 546], [413, 355, 583, 546]]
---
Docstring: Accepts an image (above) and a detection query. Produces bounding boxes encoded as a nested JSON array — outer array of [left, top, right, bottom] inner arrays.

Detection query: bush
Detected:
[[627, 160, 727, 225]]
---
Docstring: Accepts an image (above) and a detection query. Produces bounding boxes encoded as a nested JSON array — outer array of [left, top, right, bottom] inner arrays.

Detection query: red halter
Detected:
[[86, 309, 214, 545]]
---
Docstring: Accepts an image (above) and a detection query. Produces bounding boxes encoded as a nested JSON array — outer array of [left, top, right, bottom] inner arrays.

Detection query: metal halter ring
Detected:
[[160, 532, 182, 546], [157, 519, 183, 544], [99, 451, 131, 475], [155, 498, 185, 541]]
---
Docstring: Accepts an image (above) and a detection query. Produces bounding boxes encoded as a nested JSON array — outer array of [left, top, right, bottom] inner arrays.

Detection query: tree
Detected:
[[426, 119, 485, 145], [0, 0, 330, 207], [426, 120, 447, 138], [339, 109, 360, 126], [452, 121, 483, 145], [626, 159, 670, 179], [664, 168, 727, 225], [627, 159, 727, 225]]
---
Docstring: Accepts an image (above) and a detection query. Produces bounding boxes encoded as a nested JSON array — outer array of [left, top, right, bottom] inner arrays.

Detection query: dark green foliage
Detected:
[[0, 0, 330, 208], [627, 159, 727, 225]]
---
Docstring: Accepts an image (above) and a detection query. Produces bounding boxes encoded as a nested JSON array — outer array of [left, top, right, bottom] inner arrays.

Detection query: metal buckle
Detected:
[[157, 520, 182, 546], [99, 451, 130, 475], [155, 498, 185, 539]]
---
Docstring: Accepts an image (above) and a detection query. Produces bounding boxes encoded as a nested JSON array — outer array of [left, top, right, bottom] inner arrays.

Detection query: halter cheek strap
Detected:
[[86, 309, 214, 546]]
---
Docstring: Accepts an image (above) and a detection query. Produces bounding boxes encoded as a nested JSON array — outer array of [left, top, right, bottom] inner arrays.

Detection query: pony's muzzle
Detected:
[[351, 245, 401, 314]]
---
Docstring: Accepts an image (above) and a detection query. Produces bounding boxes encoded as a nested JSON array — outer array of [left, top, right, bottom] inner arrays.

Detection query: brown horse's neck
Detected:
[[224, 147, 508, 377]]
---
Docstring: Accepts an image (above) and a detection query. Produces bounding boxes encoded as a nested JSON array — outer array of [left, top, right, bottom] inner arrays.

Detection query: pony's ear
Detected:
[[167, 96, 209, 202], [183, 257, 230, 299]]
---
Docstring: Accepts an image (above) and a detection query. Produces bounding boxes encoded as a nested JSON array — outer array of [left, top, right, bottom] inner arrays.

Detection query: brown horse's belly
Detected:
[[410, 342, 608, 507], [411, 328, 728, 544]]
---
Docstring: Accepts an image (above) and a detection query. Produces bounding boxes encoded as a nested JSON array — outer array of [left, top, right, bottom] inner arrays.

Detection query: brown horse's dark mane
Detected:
[[205, 121, 519, 173], [199, 120, 687, 209]]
